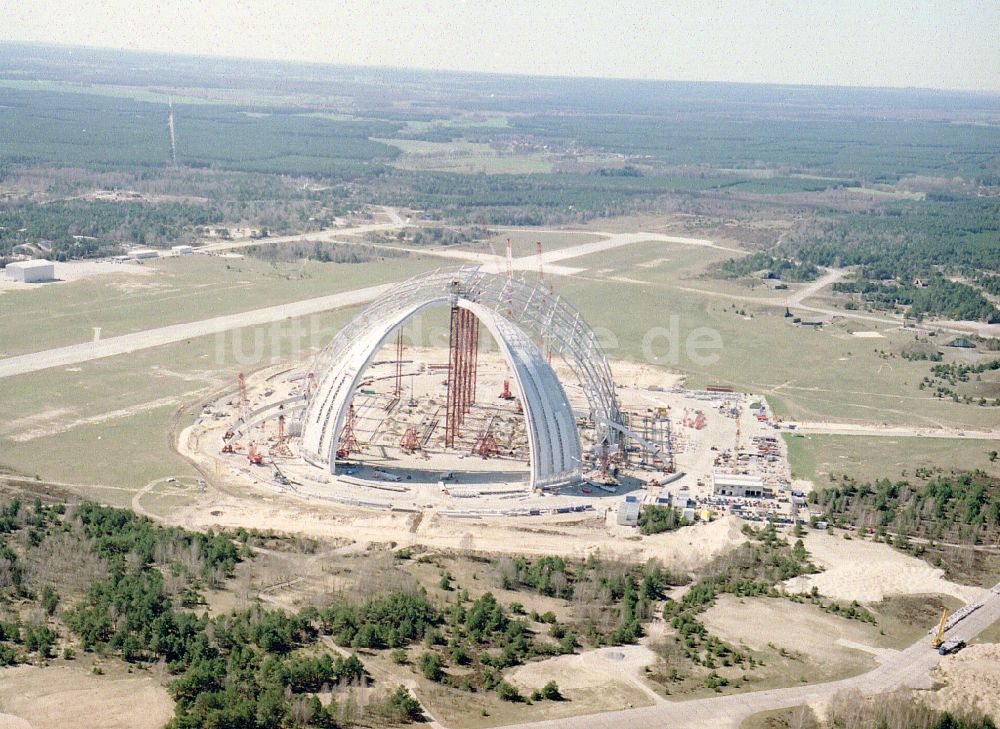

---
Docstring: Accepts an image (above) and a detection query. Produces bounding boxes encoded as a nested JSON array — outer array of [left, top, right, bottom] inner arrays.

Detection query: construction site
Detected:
[[186, 262, 795, 526]]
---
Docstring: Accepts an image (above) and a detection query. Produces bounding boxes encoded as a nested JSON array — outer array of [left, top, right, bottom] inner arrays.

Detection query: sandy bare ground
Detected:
[[500, 592, 1000, 729], [0, 665, 172, 729], [701, 595, 889, 666], [508, 644, 660, 704], [783, 532, 987, 604], [927, 643, 1000, 721], [172, 473, 748, 567]]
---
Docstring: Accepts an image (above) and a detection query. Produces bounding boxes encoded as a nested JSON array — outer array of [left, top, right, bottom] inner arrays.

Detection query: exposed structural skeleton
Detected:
[[300, 265, 624, 490], [445, 305, 479, 448]]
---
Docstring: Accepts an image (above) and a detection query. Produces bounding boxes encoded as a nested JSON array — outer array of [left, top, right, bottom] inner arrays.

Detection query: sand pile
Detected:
[[0, 665, 172, 729], [783, 532, 986, 604], [928, 643, 1000, 721]]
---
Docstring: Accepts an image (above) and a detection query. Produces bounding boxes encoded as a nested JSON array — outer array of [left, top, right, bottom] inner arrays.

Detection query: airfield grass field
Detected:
[[552, 242, 998, 431], [378, 138, 556, 174], [1, 229, 997, 500], [783, 432, 1000, 486], [479, 229, 605, 257], [0, 308, 356, 493], [0, 254, 440, 356]]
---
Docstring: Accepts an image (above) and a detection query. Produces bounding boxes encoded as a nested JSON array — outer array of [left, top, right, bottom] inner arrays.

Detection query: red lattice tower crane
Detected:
[[336, 405, 358, 459], [237, 372, 249, 417], [444, 304, 479, 449], [474, 431, 498, 459], [271, 414, 292, 457], [394, 329, 404, 397]]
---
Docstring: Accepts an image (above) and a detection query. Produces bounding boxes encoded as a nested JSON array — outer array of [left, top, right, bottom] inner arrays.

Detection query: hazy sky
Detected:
[[3, 0, 999, 92]]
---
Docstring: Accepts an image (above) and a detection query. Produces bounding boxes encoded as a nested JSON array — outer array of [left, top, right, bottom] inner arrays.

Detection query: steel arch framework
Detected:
[[300, 266, 622, 490]]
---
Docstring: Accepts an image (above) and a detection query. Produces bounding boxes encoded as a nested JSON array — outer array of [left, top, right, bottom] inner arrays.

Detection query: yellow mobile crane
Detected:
[[931, 608, 949, 649]]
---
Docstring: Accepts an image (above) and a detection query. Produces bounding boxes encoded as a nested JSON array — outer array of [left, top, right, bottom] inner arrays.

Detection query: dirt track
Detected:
[[498, 591, 1000, 729], [782, 421, 1000, 440]]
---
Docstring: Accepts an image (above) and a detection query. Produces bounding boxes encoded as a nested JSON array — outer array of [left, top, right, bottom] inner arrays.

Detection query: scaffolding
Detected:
[[445, 305, 479, 448], [303, 266, 618, 489], [336, 405, 358, 459], [270, 414, 293, 457], [394, 329, 404, 396], [237, 372, 249, 418]]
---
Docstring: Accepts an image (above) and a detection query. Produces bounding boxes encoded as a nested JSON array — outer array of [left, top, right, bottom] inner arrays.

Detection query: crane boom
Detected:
[[931, 607, 949, 648]]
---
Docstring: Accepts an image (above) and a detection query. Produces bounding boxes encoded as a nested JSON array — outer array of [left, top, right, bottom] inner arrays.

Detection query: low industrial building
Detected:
[[5, 259, 54, 283], [617, 499, 640, 527], [712, 472, 766, 498], [129, 248, 160, 260], [946, 338, 976, 349], [171, 245, 194, 255]]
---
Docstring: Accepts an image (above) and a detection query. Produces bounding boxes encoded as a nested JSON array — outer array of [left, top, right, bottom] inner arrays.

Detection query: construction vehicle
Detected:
[[247, 442, 265, 466], [931, 608, 949, 649], [938, 639, 965, 655]]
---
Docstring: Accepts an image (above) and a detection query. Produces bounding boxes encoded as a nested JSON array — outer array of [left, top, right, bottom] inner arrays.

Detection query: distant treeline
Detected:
[[0, 200, 221, 259], [714, 194, 1000, 322]]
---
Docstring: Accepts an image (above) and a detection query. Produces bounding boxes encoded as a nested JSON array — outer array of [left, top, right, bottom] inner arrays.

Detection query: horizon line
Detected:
[[3, 39, 999, 98]]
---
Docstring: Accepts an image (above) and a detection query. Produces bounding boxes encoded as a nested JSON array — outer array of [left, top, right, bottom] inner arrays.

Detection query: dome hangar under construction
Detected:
[[210, 265, 672, 508]]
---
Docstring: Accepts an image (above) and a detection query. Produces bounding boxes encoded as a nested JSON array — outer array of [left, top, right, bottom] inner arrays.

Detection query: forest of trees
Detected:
[[0, 498, 423, 728], [0, 200, 223, 259], [714, 252, 820, 282], [811, 472, 1000, 546], [712, 194, 1000, 323], [637, 505, 691, 535]]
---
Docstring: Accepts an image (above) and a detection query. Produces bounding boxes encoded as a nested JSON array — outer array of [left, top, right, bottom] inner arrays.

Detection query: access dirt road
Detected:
[[499, 591, 1000, 729], [782, 421, 999, 441]]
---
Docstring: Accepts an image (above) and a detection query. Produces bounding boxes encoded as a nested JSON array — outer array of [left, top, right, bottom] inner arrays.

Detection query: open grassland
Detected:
[[0, 254, 439, 356], [378, 138, 555, 174], [972, 617, 1000, 644], [0, 308, 356, 492], [783, 433, 1000, 486], [552, 243, 999, 431], [0, 662, 173, 729]]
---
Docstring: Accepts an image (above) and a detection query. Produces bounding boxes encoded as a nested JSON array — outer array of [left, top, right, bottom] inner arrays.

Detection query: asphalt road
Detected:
[[0, 228, 726, 379], [0, 283, 391, 380], [500, 591, 1000, 729]]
